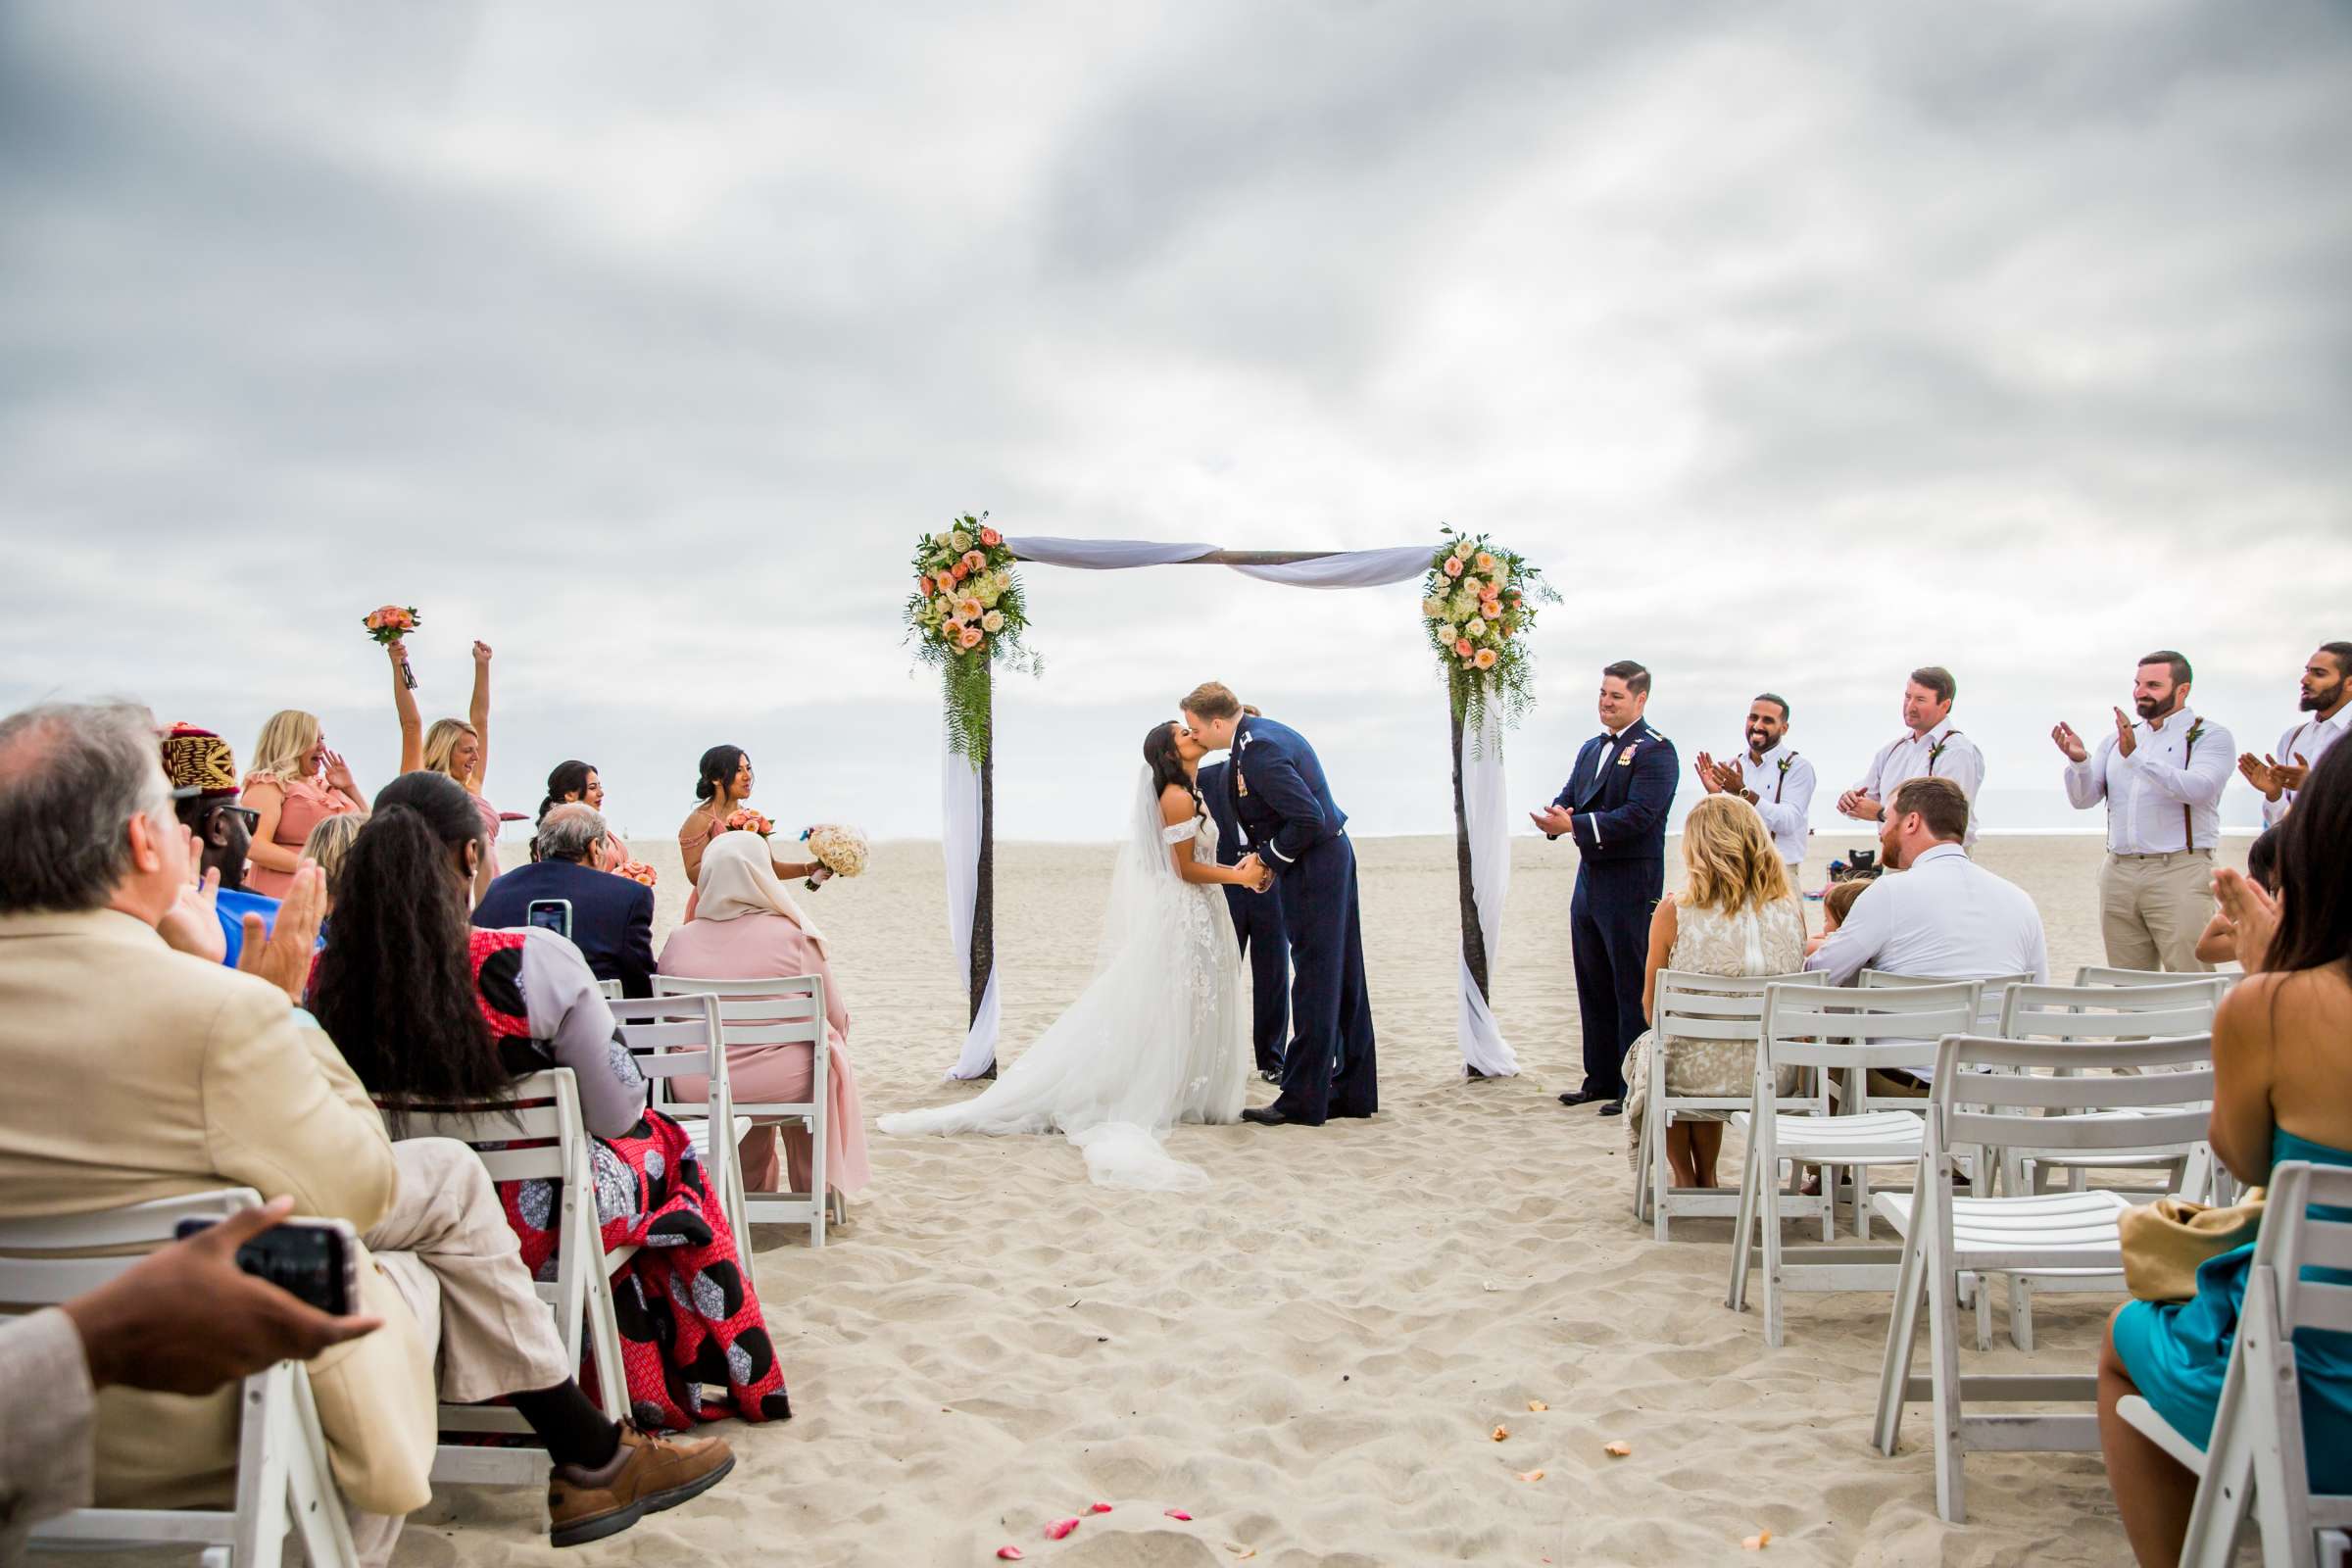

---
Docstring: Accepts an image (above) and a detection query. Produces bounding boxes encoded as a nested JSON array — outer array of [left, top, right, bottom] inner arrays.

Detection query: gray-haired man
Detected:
[[474, 803, 658, 997]]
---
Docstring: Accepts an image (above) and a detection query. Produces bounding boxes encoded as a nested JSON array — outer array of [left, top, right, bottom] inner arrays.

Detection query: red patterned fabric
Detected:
[[466, 928, 789, 1429]]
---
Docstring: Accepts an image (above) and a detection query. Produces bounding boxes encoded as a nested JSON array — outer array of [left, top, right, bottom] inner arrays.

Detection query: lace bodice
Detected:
[[1671, 896, 1806, 977], [1162, 810, 1218, 863]]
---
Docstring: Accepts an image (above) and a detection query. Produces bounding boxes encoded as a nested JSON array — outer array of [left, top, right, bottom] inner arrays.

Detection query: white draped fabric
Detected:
[[1456, 707, 1518, 1077], [941, 742, 1001, 1080], [941, 534, 1516, 1076]]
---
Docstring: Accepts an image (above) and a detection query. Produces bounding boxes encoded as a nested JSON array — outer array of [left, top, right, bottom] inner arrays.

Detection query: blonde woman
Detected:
[[299, 810, 366, 913], [390, 635, 499, 900], [237, 710, 364, 898], [1621, 795, 1807, 1189]]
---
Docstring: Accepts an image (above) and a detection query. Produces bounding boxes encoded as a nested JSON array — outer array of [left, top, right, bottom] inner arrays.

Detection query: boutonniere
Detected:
[[1927, 736, 1951, 767], [2184, 719, 2206, 749], [1777, 755, 1793, 777]]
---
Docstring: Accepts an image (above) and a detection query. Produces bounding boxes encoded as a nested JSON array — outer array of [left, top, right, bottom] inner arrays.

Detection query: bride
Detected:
[[877, 720, 1270, 1189]]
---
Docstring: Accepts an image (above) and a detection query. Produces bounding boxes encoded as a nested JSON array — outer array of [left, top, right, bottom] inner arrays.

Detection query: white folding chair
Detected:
[[1995, 979, 2225, 1194], [1862, 968, 2031, 1041], [1632, 969, 1827, 1242], [2, 1189, 360, 1568], [1726, 979, 1982, 1348], [391, 1069, 630, 1485], [654, 974, 835, 1247], [594, 978, 623, 1001], [1871, 1031, 2214, 1523], [2119, 1159, 2352, 1568], [608, 994, 751, 1246], [2074, 963, 2206, 987]]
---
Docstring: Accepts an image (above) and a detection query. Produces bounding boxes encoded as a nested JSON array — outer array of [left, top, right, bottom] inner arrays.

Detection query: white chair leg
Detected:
[[1925, 1229, 1968, 1524], [1727, 1137, 1761, 1312], [1762, 1161, 1787, 1348], [1973, 1272, 1992, 1353], [1817, 1163, 1834, 1243], [1633, 1104, 1653, 1222], [287, 1365, 361, 1568], [232, 1372, 291, 1568], [1651, 1108, 1673, 1243], [1873, 1227, 1927, 1454], [1855, 1164, 1873, 1243], [2009, 1275, 2035, 1352]]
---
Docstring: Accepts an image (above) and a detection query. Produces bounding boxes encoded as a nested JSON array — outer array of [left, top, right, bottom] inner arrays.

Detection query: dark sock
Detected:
[[512, 1382, 623, 1471]]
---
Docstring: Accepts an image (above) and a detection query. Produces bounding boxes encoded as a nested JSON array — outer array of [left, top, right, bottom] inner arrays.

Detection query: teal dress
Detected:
[[2112, 1129, 2352, 1488]]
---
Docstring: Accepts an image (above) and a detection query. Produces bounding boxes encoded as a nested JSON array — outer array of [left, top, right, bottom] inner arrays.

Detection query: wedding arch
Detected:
[[903, 520, 1559, 1083]]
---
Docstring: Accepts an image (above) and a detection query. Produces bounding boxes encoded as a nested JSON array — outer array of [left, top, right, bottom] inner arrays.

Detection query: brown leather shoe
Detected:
[[548, 1423, 735, 1547]]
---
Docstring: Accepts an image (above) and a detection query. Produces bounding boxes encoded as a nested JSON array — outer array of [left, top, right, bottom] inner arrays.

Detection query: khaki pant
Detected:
[[2098, 849, 2215, 974]]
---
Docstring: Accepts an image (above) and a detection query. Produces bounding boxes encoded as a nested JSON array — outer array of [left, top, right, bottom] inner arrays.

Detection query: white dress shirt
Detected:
[[1724, 738, 1814, 868], [1804, 843, 2050, 989], [2061, 706, 2234, 854], [2265, 707, 2350, 826], [1851, 719, 1985, 845]]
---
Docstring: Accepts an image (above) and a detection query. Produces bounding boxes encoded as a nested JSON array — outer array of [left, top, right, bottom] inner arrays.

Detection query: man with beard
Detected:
[[2238, 641, 2351, 826], [2054, 651, 2235, 972], [1804, 776, 2047, 989], [1692, 693, 1814, 883]]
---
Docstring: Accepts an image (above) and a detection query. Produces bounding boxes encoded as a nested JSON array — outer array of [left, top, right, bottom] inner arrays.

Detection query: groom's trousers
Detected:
[[1569, 856, 1664, 1102], [1222, 880, 1290, 1076], [1270, 833, 1378, 1125]]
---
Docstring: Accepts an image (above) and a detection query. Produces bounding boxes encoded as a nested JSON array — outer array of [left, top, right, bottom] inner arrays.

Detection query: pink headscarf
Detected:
[[695, 830, 828, 956]]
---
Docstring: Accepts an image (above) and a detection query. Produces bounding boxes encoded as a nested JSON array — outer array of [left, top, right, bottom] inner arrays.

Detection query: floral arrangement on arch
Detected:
[[904, 512, 1039, 761], [1421, 528, 1559, 736]]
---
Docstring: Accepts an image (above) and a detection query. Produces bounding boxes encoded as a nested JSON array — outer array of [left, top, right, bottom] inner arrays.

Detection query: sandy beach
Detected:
[[376, 830, 2243, 1568]]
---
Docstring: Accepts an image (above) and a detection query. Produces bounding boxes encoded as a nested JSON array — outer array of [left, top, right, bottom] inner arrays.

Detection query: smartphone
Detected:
[[525, 898, 573, 940], [173, 1213, 362, 1316]]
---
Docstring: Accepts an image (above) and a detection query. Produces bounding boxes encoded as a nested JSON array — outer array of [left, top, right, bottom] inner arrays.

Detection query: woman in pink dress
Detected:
[[389, 635, 500, 902], [239, 709, 366, 898], [676, 745, 828, 921], [658, 831, 870, 1200]]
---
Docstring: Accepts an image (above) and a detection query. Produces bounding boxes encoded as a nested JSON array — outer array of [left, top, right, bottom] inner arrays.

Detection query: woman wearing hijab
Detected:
[[658, 830, 870, 1202]]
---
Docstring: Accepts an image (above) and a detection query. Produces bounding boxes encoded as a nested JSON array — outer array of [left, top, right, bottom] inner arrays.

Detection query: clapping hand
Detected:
[[2212, 866, 2280, 974], [2051, 721, 2089, 763], [62, 1196, 382, 1396], [1529, 805, 1574, 836], [2236, 751, 2308, 802], [159, 850, 229, 966], [239, 863, 325, 1003], [1836, 789, 1883, 822], [1693, 753, 1727, 794], [1715, 758, 1747, 797], [2113, 707, 2137, 759]]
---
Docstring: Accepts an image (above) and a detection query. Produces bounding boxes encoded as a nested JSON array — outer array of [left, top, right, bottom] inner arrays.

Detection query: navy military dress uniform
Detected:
[[1550, 721, 1678, 1104], [1223, 715, 1378, 1125], [1200, 757, 1289, 1078]]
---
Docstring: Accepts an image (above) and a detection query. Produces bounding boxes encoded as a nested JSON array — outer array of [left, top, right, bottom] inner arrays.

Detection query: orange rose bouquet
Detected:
[[364, 605, 421, 689], [723, 808, 775, 837]]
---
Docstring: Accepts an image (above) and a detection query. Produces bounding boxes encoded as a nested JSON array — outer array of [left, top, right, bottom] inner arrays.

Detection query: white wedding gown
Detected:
[[878, 769, 1250, 1190]]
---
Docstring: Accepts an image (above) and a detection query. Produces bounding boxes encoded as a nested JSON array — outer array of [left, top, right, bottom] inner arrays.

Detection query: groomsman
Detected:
[[2054, 650, 2233, 973], [1693, 693, 1813, 879], [2238, 641, 2350, 825], [1532, 661, 1678, 1115], [1837, 665, 1984, 847], [1200, 707, 1289, 1082]]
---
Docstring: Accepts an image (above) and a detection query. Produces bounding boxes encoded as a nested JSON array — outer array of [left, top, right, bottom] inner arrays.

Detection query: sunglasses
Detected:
[[206, 805, 262, 835]]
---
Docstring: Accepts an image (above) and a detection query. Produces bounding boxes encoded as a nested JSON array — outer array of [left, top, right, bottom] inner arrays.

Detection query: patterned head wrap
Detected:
[[160, 721, 239, 801]]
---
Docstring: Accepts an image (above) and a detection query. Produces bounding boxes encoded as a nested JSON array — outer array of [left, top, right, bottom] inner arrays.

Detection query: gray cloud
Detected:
[[2, 0, 2347, 844]]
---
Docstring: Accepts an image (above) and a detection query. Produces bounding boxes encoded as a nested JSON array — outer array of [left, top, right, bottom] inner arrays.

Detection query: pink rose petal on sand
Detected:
[[1164, 1509, 1193, 1521], [1090, 1503, 1113, 1514], [996, 1550, 1024, 1562], [1044, 1519, 1081, 1541]]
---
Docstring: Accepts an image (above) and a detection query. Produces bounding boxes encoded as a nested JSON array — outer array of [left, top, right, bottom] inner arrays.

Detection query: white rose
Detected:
[[1423, 595, 1448, 618], [1466, 616, 1488, 641], [950, 529, 972, 553], [981, 610, 1005, 632], [1453, 540, 1475, 560]]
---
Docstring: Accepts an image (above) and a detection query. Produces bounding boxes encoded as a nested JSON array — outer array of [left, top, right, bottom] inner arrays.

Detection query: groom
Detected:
[[1181, 682, 1377, 1127]]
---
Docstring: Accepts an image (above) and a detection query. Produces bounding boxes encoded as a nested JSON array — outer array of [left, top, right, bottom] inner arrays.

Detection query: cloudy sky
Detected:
[[4, 2, 2347, 845]]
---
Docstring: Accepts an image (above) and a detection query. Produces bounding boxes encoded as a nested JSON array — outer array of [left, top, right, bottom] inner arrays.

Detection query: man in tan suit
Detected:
[[0, 705, 732, 1559]]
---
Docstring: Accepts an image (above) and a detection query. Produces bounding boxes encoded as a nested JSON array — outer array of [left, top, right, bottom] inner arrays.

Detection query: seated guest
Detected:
[[301, 809, 366, 914], [539, 760, 631, 872], [2099, 738, 2352, 1565], [0, 704, 727, 1560], [1621, 796, 1806, 1189], [657, 830, 872, 1201], [2194, 826, 2279, 967], [1805, 876, 1870, 958], [238, 709, 365, 899], [161, 721, 280, 967], [316, 772, 790, 1431], [1806, 777, 2050, 989], [0, 1197, 381, 1559], [474, 804, 658, 998]]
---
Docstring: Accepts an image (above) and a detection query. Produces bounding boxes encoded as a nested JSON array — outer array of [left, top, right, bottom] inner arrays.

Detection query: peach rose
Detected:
[[952, 562, 970, 582], [961, 550, 987, 573], [1474, 647, 1497, 670], [1454, 637, 1474, 658], [959, 624, 984, 650], [979, 526, 1003, 547], [956, 595, 984, 620], [1443, 557, 1464, 578], [1481, 582, 1501, 602], [1480, 599, 1502, 619], [1475, 552, 1495, 573]]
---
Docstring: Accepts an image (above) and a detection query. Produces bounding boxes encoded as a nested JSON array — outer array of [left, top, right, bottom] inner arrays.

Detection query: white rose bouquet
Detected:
[[800, 822, 869, 891]]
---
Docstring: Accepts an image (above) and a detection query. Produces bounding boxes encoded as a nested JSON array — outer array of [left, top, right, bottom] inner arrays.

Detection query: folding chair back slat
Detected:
[[2075, 963, 2202, 987], [2001, 978, 2223, 1042], [607, 994, 745, 1244], [1865, 969, 2030, 1033]]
